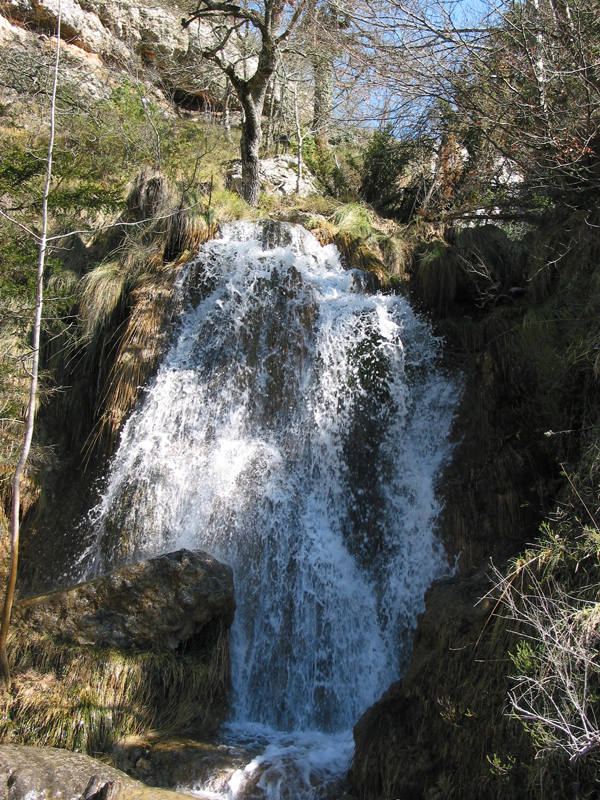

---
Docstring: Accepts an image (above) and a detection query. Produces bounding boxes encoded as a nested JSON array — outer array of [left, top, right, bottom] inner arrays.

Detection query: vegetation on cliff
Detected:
[[350, 0, 600, 793], [352, 204, 600, 799]]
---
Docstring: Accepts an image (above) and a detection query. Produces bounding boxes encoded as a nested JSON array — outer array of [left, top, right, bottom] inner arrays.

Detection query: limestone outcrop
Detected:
[[226, 155, 319, 198], [0, 0, 231, 105]]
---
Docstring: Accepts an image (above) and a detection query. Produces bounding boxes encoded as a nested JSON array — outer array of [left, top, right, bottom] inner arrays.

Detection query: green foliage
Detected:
[[360, 126, 409, 214], [332, 203, 375, 239], [0, 141, 46, 197], [509, 640, 541, 676], [212, 187, 251, 221], [0, 211, 75, 510], [486, 752, 517, 779], [0, 228, 38, 306], [302, 136, 353, 199], [360, 127, 434, 222]]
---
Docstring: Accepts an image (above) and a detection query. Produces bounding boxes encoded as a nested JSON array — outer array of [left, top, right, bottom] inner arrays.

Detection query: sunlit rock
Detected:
[[15, 549, 234, 652], [226, 156, 319, 198], [0, 744, 194, 799]]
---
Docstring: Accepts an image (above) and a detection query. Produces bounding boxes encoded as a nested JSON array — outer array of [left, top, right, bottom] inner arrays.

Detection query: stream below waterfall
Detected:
[[75, 220, 459, 799]]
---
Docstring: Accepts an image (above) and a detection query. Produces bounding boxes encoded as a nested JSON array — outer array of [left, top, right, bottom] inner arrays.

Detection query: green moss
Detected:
[[333, 203, 375, 239]]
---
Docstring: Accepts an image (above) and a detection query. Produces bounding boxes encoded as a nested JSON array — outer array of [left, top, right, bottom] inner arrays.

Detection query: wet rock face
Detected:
[[350, 571, 502, 800], [14, 549, 235, 652], [112, 736, 252, 792], [0, 744, 191, 799]]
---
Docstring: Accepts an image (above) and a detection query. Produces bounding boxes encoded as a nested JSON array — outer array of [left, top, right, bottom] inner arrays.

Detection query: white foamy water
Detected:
[[77, 221, 459, 798]]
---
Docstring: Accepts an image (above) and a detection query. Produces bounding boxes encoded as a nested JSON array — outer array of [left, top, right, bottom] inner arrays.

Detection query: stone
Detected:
[[1, 0, 228, 102], [226, 156, 319, 198], [14, 549, 235, 652], [0, 13, 126, 104], [350, 570, 508, 800], [111, 736, 252, 791], [0, 744, 193, 799]]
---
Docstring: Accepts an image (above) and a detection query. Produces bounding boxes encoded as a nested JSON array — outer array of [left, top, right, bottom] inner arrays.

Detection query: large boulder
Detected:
[[0, 744, 194, 799], [111, 736, 252, 792], [350, 570, 527, 800], [2, 551, 234, 752], [14, 549, 235, 652]]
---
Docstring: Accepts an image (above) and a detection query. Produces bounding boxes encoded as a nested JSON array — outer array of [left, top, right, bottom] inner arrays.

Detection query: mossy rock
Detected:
[[1, 551, 233, 754]]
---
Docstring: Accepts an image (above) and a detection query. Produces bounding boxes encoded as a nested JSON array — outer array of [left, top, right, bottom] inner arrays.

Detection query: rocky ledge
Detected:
[[226, 156, 319, 198], [2, 550, 235, 759]]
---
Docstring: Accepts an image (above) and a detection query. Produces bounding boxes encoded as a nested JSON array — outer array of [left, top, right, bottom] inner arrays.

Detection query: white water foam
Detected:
[[77, 221, 459, 798]]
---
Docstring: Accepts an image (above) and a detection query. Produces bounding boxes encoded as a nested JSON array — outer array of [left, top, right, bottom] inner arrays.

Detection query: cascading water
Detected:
[[77, 220, 459, 798]]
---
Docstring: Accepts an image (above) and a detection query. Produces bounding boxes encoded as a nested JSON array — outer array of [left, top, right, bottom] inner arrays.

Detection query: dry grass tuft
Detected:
[[0, 625, 230, 754], [89, 279, 177, 454], [80, 261, 129, 341], [377, 234, 410, 278], [126, 169, 175, 223], [163, 211, 210, 264], [74, 169, 216, 459], [332, 203, 375, 239]]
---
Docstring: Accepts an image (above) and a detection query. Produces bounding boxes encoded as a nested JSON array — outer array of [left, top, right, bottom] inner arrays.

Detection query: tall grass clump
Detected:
[[333, 203, 376, 239], [55, 168, 216, 458], [0, 625, 230, 754]]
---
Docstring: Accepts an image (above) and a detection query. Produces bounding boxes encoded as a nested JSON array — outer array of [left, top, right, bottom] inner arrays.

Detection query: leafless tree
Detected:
[[0, 0, 63, 685], [376, 0, 600, 207], [182, 0, 310, 205]]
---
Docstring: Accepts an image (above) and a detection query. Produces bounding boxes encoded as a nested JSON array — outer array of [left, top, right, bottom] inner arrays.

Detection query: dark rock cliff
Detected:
[[351, 215, 600, 799]]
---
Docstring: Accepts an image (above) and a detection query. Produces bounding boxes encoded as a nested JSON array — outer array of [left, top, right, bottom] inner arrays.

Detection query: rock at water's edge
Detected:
[[0, 744, 192, 799], [14, 549, 235, 652]]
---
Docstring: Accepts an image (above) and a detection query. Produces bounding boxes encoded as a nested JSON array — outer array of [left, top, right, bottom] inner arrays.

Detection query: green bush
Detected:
[[360, 126, 419, 219]]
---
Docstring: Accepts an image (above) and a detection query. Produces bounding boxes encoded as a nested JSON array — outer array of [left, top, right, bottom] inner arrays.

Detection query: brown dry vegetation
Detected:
[[0, 624, 230, 755]]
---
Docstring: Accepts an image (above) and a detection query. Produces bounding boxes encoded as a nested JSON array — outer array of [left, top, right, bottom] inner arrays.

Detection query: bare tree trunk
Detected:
[[0, 0, 61, 686], [264, 75, 277, 154], [311, 52, 333, 142], [240, 94, 263, 205], [293, 85, 303, 194], [222, 80, 232, 143]]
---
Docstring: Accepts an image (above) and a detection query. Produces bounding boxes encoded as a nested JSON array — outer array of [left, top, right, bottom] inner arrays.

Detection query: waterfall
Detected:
[[78, 220, 458, 798]]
